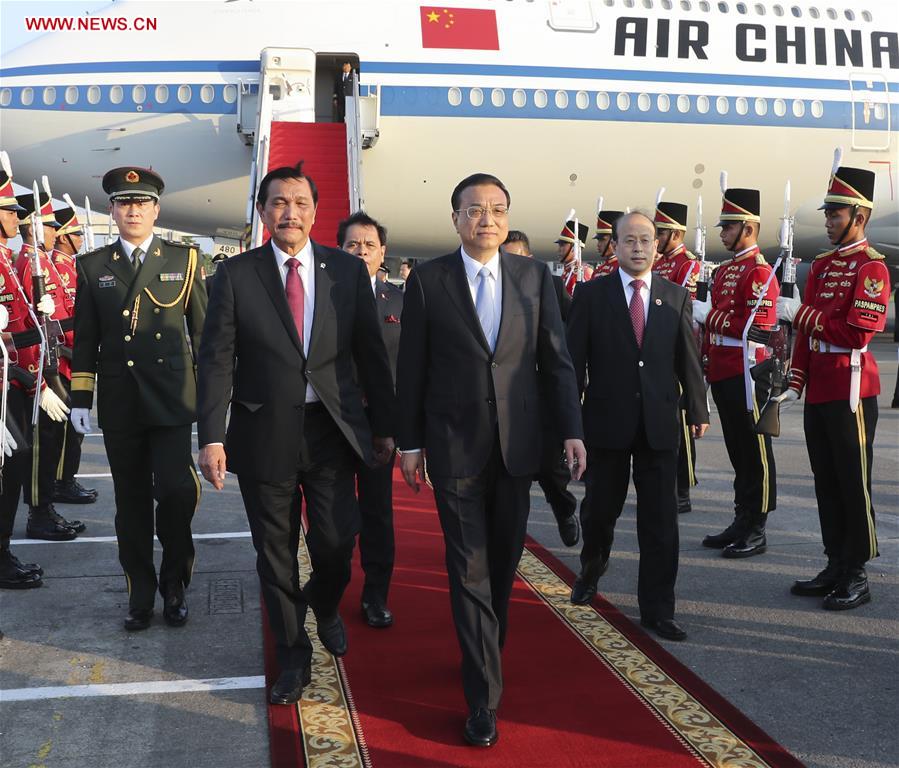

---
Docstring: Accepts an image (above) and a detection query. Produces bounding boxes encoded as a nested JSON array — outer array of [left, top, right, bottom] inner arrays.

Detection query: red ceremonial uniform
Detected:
[[17, 245, 74, 380], [0, 243, 42, 392], [591, 255, 618, 279], [652, 244, 700, 296], [561, 261, 594, 296], [50, 249, 77, 380], [704, 245, 780, 383], [788, 239, 889, 404]]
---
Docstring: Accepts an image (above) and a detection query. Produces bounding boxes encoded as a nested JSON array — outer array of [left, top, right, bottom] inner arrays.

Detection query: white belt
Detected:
[[809, 340, 868, 354], [710, 335, 764, 350]]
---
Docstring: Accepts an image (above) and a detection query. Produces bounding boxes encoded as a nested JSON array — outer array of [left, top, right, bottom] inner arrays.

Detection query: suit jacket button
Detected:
[[126, 360, 134, 367], [155, 332, 162, 340], [491, 362, 497, 369], [638, 361, 644, 367], [487, 399, 495, 406], [154, 307, 160, 314], [122, 309, 130, 317], [157, 358, 164, 364], [124, 335, 132, 342]]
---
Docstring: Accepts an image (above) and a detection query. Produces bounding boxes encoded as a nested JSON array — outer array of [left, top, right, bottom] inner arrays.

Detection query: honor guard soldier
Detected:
[[556, 219, 592, 296], [16, 192, 86, 540], [0, 162, 45, 587], [70, 167, 208, 630], [776, 166, 889, 610], [652, 200, 701, 514], [692, 186, 779, 558], [591, 210, 624, 278], [51, 206, 98, 505]]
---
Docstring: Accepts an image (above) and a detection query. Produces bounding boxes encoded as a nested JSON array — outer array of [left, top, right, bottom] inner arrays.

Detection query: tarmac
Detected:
[[1, 334, 897, 768]]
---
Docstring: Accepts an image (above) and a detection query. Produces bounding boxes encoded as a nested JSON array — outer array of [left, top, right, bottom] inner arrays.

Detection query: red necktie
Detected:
[[629, 278, 645, 347], [285, 257, 305, 343]]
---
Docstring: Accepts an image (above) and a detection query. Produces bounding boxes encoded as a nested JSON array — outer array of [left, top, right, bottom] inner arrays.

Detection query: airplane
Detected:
[[0, 0, 896, 281]]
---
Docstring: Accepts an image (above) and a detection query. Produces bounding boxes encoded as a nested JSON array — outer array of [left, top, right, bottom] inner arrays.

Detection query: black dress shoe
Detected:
[[162, 585, 189, 627], [124, 608, 154, 631], [463, 708, 498, 747], [53, 479, 98, 505], [791, 561, 843, 596], [48, 505, 86, 534], [269, 666, 312, 705], [823, 569, 871, 611], [640, 617, 687, 642], [0, 550, 43, 589], [557, 513, 580, 547], [25, 516, 77, 541], [677, 490, 692, 515], [570, 575, 597, 605], [3, 549, 43, 577], [722, 514, 766, 558], [702, 513, 747, 548], [361, 600, 394, 628], [316, 614, 348, 656]]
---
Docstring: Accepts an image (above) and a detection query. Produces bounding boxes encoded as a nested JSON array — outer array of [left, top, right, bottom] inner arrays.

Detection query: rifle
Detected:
[[693, 194, 710, 301], [563, 208, 584, 283], [83, 196, 96, 250]]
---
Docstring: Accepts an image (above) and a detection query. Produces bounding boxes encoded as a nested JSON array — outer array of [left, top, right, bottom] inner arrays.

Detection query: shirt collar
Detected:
[[837, 238, 868, 254], [664, 243, 686, 259], [119, 233, 155, 260], [619, 267, 652, 292], [460, 246, 500, 282], [732, 244, 760, 261], [271, 237, 313, 269]]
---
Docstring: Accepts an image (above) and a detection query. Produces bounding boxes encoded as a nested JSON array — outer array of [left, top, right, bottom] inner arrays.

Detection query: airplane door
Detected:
[[849, 73, 891, 151]]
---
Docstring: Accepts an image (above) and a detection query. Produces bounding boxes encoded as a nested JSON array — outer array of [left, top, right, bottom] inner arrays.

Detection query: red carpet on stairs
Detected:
[[263, 470, 804, 768]]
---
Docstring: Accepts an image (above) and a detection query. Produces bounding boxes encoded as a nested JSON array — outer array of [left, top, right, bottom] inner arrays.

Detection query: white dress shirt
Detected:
[[119, 234, 155, 265], [619, 267, 651, 321], [460, 247, 502, 344], [271, 238, 318, 403]]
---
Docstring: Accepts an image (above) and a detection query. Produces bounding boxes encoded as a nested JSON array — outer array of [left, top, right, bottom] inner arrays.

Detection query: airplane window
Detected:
[[657, 93, 671, 111], [512, 88, 527, 107], [811, 99, 824, 118], [844, 9, 854, 20], [132, 85, 146, 104], [862, 10, 872, 21], [791, 5, 801, 16], [223, 85, 237, 104], [754, 97, 768, 115], [677, 94, 690, 112], [696, 95, 709, 113], [717, 2, 729, 12], [109, 85, 123, 104], [177, 85, 192, 104], [20, 87, 33, 106], [65, 86, 79, 105], [623, 0, 634, 8], [809, 7, 820, 18], [735, 96, 749, 114], [604, 0, 615, 6], [576, 90, 589, 109], [643, 0, 654, 8], [555, 90, 569, 109], [773, 98, 787, 117], [448, 87, 462, 106], [200, 85, 215, 104], [662, 0, 673, 7], [0, 89, 10, 107], [470, 88, 484, 107], [491, 88, 505, 107], [874, 103, 886, 120], [700, 1, 711, 10], [792, 99, 805, 117], [534, 89, 548, 108], [87, 85, 101, 104], [637, 93, 651, 111], [616, 92, 631, 110], [825, 8, 836, 18], [772, 4, 784, 15], [716, 96, 729, 114], [754, 3, 766, 14], [596, 92, 610, 110], [736, 2, 747, 12], [43, 86, 56, 105], [680, 0, 691, 10], [155, 85, 169, 104]]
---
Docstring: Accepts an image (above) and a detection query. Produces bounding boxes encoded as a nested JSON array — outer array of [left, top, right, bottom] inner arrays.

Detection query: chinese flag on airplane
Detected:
[[420, 7, 499, 50]]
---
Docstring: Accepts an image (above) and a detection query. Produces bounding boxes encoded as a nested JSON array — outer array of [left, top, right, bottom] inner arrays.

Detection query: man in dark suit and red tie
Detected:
[[337, 211, 403, 628], [196, 163, 395, 706], [397, 173, 586, 747], [566, 211, 709, 642]]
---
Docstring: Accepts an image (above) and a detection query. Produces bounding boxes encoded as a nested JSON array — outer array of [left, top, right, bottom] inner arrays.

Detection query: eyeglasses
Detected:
[[455, 205, 509, 220]]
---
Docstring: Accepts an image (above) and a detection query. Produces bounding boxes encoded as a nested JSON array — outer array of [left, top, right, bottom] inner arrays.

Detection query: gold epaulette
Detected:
[[142, 243, 197, 309], [865, 246, 885, 261], [684, 249, 698, 261], [814, 248, 837, 261], [755, 254, 767, 265]]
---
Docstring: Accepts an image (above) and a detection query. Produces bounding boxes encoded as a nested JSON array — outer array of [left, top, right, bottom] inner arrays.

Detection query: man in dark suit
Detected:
[[332, 61, 356, 122], [337, 211, 402, 628], [70, 166, 208, 631], [566, 211, 709, 642], [197, 163, 394, 706], [397, 173, 586, 747], [501, 230, 578, 547]]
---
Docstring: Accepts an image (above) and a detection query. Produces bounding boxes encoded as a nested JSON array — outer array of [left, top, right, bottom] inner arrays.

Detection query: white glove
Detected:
[[0, 303, 9, 331], [70, 407, 92, 434], [40, 387, 70, 422], [777, 294, 802, 323], [1, 423, 17, 457], [692, 296, 712, 324], [772, 389, 800, 412], [37, 294, 56, 316]]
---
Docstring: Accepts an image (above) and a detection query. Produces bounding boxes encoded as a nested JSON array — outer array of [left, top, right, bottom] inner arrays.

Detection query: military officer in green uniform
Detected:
[[70, 167, 207, 631]]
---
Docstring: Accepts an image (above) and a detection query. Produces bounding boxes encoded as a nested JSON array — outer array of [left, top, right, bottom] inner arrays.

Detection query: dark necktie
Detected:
[[285, 257, 305, 344], [629, 278, 645, 348], [131, 246, 144, 269]]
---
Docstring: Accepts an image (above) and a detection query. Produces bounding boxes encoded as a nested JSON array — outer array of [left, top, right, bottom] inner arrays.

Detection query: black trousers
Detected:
[[430, 434, 531, 711], [676, 403, 698, 495], [103, 423, 199, 610], [710, 375, 776, 516], [580, 424, 679, 622], [56, 380, 84, 484], [238, 404, 359, 671], [0, 387, 30, 544], [355, 452, 395, 604], [804, 397, 879, 568], [25, 396, 64, 509], [535, 438, 576, 524]]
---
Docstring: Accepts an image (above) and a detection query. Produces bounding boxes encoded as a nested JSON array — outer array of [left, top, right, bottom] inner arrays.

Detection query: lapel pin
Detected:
[[655, 298, 662, 305], [153, 247, 161, 257], [112, 252, 120, 261], [319, 262, 326, 269]]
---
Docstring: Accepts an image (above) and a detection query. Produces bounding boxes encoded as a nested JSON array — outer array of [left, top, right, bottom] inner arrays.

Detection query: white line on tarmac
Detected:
[[84, 431, 199, 437], [10, 531, 252, 545], [0, 676, 266, 702], [74, 473, 112, 478]]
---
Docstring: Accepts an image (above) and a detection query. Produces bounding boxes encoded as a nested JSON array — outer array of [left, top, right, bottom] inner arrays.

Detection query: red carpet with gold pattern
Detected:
[[264, 471, 804, 768]]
